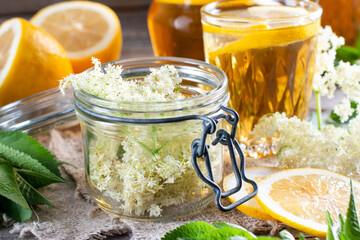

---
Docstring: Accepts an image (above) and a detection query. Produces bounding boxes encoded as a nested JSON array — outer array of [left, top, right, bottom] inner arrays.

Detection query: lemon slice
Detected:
[[204, 6, 319, 56], [247, 6, 309, 19], [31, 1, 122, 73], [223, 167, 280, 221], [256, 168, 360, 238], [0, 18, 73, 107]]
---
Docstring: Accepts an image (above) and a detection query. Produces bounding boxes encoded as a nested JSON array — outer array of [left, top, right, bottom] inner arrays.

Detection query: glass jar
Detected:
[[74, 57, 229, 220], [147, 0, 216, 60]]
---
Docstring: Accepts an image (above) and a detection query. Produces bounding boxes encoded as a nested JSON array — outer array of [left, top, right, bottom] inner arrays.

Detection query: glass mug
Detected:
[[201, 0, 322, 157], [147, 0, 216, 60]]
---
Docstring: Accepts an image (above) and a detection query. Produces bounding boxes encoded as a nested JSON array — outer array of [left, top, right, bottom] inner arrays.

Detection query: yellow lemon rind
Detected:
[[255, 168, 360, 238], [0, 18, 73, 106], [223, 167, 281, 222], [30, 1, 122, 73]]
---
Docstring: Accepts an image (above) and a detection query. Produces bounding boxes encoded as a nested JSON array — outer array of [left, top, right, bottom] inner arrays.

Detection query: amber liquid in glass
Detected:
[[203, 6, 320, 148], [148, 0, 209, 60]]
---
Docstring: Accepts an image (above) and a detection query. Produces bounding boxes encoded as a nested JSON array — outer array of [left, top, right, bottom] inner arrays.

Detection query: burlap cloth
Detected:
[[9, 127, 288, 240]]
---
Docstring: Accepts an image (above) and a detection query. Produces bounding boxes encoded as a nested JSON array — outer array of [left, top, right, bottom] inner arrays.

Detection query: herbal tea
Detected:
[[202, 2, 322, 148], [148, 0, 215, 60]]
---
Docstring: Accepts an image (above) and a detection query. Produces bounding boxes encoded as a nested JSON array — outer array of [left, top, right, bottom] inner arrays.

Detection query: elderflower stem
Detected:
[[315, 90, 322, 130]]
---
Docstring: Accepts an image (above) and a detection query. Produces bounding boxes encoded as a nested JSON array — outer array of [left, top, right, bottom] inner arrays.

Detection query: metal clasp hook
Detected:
[[191, 105, 258, 212]]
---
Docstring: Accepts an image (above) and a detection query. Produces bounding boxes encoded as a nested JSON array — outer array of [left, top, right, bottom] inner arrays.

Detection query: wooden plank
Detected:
[[0, 0, 152, 15]]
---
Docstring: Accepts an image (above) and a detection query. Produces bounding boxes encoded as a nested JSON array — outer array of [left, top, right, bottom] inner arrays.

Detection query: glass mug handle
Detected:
[[191, 105, 258, 212]]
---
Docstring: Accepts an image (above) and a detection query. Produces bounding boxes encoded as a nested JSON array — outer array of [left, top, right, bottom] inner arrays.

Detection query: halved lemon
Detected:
[[31, 1, 122, 73], [223, 167, 280, 221], [0, 18, 73, 107], [256, 168, 360, 238]]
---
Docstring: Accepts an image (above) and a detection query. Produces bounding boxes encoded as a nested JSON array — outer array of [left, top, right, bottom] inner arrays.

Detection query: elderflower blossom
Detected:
[[61, 60, 222, 217], [251, 113, 360, 180], [60, 58, 184, 102], [314, 26, 360, 122]]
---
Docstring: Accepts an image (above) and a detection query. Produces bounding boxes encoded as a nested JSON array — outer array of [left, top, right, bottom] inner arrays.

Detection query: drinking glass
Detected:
[[147, 0, 217, 60], [201, 0, 322, 156]]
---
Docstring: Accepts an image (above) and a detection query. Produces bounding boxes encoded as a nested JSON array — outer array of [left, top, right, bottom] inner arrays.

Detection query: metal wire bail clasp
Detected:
[[191, 105, 258, 212]]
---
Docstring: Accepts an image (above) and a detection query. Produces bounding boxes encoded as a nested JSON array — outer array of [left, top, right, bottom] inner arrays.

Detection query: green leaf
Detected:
[[0, 161, 29, 210], [343, 180, 360, 239], [198, 227, 257, 240], [326, 211, 339, 240], [279, 230, 295, 240], [16, 168, 67, 188], [0, 196, 32, 222], [336, 46, 360, 64], [256, 237, 282, 240], [212, 222, 256, 239], [0, 131, 61, 177], [16, 172, 53, 207], [0, 142, 66, 184], [161, 221, 216, 240]]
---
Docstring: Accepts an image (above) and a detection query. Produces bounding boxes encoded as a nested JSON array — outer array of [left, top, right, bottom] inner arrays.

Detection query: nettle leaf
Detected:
[[0, 196, 32, 222], [326, 211, 339, 240], [212, 222, 256, 239], [0, 142, 66, 184], [198, 227, 257, 240], [161, 221, 216, 240], [0, 161, 29, 210], [343, 180, 360, 239], [0, 132, 61, 177], [16, 168, 66, 188], [16, 172, 53, 207]]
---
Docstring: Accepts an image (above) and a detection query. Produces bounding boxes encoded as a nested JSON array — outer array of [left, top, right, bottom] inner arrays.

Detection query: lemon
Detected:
[[0, 18, 73, 107], [255, 168, 360, 238], [31, 1, 122, 73], [223, 167, 280, 221], [203, 6, 320, 56]]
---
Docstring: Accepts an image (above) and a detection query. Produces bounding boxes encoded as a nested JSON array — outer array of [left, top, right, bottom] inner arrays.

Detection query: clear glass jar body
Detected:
[[147, 0, 216, 60], [74, 57, 228, 220]]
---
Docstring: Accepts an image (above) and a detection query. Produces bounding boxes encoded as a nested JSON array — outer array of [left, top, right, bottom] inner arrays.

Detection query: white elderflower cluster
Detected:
[[314, 26, 360, 122], [60, 58, 184, 102], [251, 113, 360, 180], [89, 123, 222, 217]]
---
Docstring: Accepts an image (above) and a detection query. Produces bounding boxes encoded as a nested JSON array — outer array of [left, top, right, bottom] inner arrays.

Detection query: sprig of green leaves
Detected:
[[0, 131, 67, 222]]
